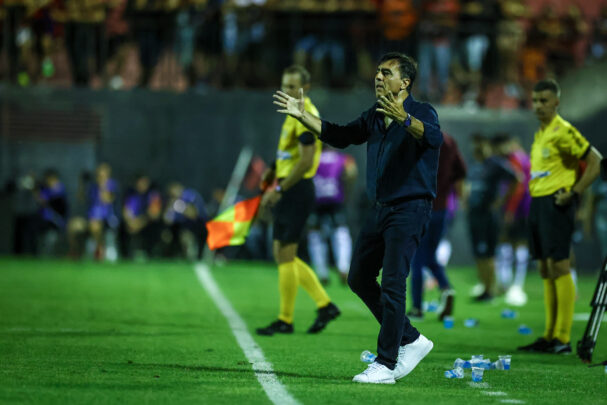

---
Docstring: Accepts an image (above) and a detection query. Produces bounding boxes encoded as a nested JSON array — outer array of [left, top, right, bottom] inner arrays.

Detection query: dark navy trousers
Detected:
[[347, 198, 432, 369], [410, 209, 451, 310]]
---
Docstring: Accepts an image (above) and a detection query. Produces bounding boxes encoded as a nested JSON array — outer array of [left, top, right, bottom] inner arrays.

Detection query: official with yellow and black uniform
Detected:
[[528, 114, 589, 261], [256, 65, 340, 337], [519, 79, 602, 354], [272, 96, 322, 243]]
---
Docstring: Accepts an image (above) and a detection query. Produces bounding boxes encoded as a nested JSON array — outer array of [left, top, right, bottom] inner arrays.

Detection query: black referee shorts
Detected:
[[528, 194, 576, 261], [272, 178, 315, 243]]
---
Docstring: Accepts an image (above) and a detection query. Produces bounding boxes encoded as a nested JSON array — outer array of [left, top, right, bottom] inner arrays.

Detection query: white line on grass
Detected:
[[195, 263, 300, 405]]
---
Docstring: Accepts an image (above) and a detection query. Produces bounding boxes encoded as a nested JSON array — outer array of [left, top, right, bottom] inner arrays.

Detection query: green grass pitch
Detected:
[[1, 257, 606, 404]]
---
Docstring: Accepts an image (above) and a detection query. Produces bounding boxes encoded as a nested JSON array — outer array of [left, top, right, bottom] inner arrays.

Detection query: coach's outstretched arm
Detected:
[[274, 88, 322, 134], [274, 89, 368, 149]]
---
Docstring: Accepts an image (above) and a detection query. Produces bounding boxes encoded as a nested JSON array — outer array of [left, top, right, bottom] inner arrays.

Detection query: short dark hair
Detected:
[[470, 133, 488, 143], [378, 52, 417, 91], [491, 132, 511, 148], [283, 65, 311, 86], [44, 168, 59, 179], [533, 79, 560, 97]]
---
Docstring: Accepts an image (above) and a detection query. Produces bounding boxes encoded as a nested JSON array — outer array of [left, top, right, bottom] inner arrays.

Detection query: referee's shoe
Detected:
[[307, 302, 340, 333], [517, 337, 572, 354]]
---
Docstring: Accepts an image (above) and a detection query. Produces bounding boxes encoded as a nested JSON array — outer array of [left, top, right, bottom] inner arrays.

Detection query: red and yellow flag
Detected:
[[206, 196, 262, 250]]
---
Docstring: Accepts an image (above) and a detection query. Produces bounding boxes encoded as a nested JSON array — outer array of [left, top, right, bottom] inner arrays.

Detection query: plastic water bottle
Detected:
[[518, 324, 532, 335], [501, 309, 517, 319], [360, 350, 376, 364], [453, 358, 471, 369], [471, 366, 484, 382], [426, 301, 439, 313], [479, 359, 492, 370], [499, 355, 512, 370], [491, 360, 502, 370], [444, 367, 464, 379]]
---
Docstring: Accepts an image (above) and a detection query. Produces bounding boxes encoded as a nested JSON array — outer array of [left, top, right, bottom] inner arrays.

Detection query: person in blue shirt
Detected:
[[122, 174, 163, 259], [37, 168, 69, 255], [273, 52, 442, 384], [163, 182, 208, 260], [87, 163, 120, 261]]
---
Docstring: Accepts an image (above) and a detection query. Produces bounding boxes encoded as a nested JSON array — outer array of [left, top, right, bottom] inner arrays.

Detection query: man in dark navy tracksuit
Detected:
[[273, 52, 442, 384]]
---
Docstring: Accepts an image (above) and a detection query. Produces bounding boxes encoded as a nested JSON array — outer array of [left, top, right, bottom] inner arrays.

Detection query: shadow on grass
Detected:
[[119, 361, 352, 382], [0, 329, 190, 338]]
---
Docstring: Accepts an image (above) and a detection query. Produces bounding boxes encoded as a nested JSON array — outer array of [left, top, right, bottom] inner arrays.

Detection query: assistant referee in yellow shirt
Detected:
[[518, 79, 602, 354], [256, 65, 340, 336]]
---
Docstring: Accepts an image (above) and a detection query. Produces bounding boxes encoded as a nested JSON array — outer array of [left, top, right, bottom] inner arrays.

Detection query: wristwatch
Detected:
[[275, 184, 284, 194], [403, 113, 412, 128]]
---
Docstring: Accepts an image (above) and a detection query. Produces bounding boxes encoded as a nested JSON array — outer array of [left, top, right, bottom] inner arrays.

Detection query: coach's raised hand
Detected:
[[376, 89, 407, 125], [274, 88, 305, 118], [273, 87, 323, 135]]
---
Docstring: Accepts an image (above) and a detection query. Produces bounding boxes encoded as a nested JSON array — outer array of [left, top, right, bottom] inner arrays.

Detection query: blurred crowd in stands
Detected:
[[1, 0, 607, 107]]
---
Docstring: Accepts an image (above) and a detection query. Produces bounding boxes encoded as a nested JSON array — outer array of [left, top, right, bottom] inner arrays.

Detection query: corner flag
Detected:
[[206, 195, 262, 250]]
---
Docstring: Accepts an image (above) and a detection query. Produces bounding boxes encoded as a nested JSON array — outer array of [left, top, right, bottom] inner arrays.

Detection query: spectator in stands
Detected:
[[192, 0, 223, 89], [126, 0, 179, 87], [58, 0, 107, 86], [2, 0, 26, 83], [162, 181, 208, 260], [87, 163, 120, 261], [376, 0, 419, 58], [417, 0, 460, 102], [590, 3, 607, 61], [122, 174, 163, 260], [37, 168, 68, 256], [457, 0, 499, 104], [104, 0, 130, 89]]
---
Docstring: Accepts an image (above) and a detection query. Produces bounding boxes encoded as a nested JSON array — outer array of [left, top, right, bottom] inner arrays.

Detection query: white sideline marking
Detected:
[[468, 382, 490, 389], [195, 263, 300, 405], [482, 391, 508, 396], [500, 400, 525, 404], [573, 313, 606, 322]]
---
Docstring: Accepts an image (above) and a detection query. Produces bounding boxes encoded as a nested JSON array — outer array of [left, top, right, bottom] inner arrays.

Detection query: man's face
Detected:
[[532, 90, 559, 122], [472, 140, 490, 161], [136, 177, 150, 193], [281, 73, 304, 99], [96, 165, 110, 184], [375, 60, 408, 98]]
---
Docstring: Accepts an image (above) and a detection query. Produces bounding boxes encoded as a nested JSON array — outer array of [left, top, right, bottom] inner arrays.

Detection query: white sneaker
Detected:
[[470, 283, 484, 297], [505, 285, 528, 307], [352, 362, 396, 384], [394, 334, 434, 380]]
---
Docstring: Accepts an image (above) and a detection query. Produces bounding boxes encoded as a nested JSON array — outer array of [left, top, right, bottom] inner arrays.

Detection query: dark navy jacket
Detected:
[[319, 95, 443, 204]]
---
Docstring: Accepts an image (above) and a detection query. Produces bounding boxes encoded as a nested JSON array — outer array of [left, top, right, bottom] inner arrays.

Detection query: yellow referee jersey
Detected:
[[275, 97, 322, 179], [529, 114, 590, 197]]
